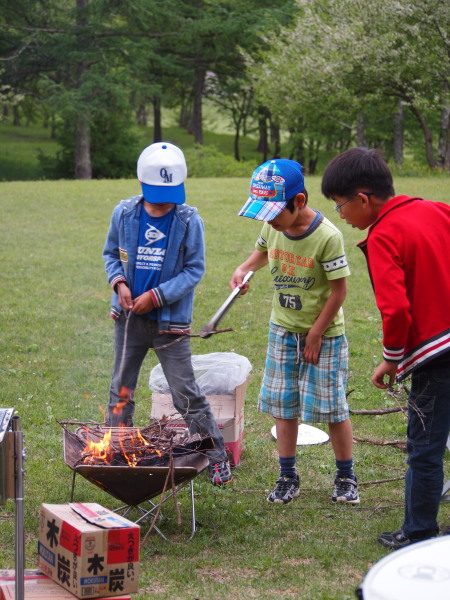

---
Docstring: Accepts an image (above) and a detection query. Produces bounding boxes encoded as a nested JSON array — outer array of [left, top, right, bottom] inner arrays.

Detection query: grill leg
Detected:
[[113, 479, 201, 544], [70, 471, 77, 502], [187, 480, 198, 542]]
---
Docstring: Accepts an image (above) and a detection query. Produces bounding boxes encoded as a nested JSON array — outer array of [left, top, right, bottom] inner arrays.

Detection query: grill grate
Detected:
[[62, 424, 210, 506]]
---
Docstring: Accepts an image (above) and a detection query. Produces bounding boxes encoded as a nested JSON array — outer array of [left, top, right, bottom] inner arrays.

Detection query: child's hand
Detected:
[[117, 282, 134, 311], [304, 330, 322, 364], [371, 360, 397, 389], [230, 269, 250, 295], [132, 291, 155, 315]]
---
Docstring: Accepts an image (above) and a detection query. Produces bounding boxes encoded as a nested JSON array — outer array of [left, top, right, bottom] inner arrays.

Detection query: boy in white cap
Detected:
[[230, 159, 358, 504], [103, 142, 232, 485]]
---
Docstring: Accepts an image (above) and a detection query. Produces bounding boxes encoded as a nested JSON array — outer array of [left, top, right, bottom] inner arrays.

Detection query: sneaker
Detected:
[[331, 475, 360, 504], [209, 460, 233, 486], [378, 528, 437, 550], [267, 474, 300, 504]]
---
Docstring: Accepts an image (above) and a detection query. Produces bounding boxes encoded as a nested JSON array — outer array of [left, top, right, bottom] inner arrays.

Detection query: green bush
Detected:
[[38, 115, 140, 179], [390, 162, 450, 178], [184, 144, 257, 178]]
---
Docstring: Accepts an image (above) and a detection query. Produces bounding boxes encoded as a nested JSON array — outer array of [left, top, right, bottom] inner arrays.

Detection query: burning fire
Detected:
[[83, 428, 113, 463], [82, 427, 162, 467]]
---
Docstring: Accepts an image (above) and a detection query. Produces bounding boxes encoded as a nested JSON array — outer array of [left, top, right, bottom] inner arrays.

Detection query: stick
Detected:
[[358, 476, 405, 486], [353, 436, 406, 451], [140, 465, 172, 548], [350, 406, 406, 415]]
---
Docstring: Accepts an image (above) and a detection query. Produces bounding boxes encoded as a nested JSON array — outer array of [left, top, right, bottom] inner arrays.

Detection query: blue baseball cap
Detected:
[[137, 142, 187, 204], [238, 159, 305, 220]]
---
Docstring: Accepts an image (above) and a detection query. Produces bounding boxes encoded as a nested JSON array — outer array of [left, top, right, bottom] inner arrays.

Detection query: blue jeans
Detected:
[[403, 361, 450, 538], [107, 313, 227, 462]]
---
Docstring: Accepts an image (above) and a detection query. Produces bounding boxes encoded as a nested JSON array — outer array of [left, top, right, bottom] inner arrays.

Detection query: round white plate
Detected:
[[360, 536, 450, 599], [271, 424, 329, 445]]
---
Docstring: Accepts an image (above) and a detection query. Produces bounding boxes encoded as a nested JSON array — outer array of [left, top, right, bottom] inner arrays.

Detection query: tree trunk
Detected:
[[51, 117, 57, 140], [192, 58, 205, 144], [234, 124, 241, 162], [152, 96, 162, 142], [75, 115, 92, 179], [179, 96, 192, 130], [408, 104, 436, 168], [393, 101, 404, 167], [13, 104, 21, 126], [136, 104, 147, 127], [356, 112, 365, 147], [74, 0, 92, 179], [256, 106, 269, 162], [437, 83, 450, 169], [307, 139, 320, 174], [270, 118, 281, 158]]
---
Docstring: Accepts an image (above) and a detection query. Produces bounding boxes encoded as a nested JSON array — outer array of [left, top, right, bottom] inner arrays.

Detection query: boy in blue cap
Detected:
[[103, 142, 232, 485], [230, 159, 358, 504]]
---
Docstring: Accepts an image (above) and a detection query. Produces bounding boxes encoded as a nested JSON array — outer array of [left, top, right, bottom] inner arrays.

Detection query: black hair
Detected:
[[321, 148, 394, 200], [285, 188, 308, 212]]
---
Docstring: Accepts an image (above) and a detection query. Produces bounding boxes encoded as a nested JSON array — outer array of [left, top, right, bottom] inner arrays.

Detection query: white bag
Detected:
[[149, 352, 252, 395]]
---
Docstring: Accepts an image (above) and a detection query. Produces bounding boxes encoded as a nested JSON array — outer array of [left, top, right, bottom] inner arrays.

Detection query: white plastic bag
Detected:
[[149, 352, 252, 395]]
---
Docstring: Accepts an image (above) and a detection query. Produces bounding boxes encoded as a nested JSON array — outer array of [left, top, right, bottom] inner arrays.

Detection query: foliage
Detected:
[[2, 119, 450, 182], [38, 112, 141, 179], [248, 0, 450, 169], [0, 176, 449, 598], [184, 144, 257, 177], [2, 0, 450, 173]]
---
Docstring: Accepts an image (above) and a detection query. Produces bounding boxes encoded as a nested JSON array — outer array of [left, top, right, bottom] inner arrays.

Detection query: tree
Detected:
[[205, 72, 254, 161], [249, 0, 450, 170], [247, 2, 362, 172], [336, 0, 450, 168], [1, 0, 139, 178]]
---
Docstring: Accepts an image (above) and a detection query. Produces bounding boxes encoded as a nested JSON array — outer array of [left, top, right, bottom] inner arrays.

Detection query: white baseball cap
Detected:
[[137, 142, 187, 204]]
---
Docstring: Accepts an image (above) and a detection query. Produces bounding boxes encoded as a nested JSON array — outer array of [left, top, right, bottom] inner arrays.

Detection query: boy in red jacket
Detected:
[[321, 147, 450, 549]]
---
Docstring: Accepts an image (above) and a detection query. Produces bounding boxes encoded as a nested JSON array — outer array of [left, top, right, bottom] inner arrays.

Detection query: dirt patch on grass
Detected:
[[284, 557, 317, 566], [196, 566, 260, 584]]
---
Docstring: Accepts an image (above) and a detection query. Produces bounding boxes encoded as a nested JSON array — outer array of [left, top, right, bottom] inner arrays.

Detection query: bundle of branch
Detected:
[[59, 420, 214, 468]]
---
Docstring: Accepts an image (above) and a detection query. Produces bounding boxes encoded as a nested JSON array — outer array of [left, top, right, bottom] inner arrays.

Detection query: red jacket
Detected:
[[358, 195, 450, 381]]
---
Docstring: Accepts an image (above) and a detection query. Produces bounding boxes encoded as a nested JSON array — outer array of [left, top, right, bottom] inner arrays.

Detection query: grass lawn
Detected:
[[0, 175, 449, 599]]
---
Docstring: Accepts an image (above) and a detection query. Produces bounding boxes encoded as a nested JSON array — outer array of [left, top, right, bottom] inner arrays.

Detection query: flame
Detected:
[[83, 428, 113, 464], [81, 425, 162, 467]]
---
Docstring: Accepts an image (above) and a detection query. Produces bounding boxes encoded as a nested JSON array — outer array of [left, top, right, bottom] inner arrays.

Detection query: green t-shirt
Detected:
[[255, 211, 350, 336]]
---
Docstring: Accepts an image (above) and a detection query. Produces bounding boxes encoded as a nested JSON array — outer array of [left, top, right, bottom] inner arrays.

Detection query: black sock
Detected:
[[279, 456, 297, 478], [335, 458, 354, 479]]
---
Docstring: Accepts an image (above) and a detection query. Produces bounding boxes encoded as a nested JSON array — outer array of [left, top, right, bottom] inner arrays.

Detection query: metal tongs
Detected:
[[199, 271, 254, 338]]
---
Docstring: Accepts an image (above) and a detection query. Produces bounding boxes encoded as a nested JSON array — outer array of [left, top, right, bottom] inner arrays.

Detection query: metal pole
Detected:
[[12, 416, 24, 600]]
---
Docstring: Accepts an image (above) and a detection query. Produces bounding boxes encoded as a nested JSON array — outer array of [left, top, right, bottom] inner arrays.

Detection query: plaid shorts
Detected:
[[258, 323, 349, 422]]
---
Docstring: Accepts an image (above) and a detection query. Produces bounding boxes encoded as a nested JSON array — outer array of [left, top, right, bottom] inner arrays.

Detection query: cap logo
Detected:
[[250, 183, 277, 198], [160, 168, 172, 183]]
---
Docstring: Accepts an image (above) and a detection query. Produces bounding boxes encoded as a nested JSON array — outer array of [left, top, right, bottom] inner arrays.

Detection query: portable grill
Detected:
[[62, 425, 210, 542], [0, 408, 25, 600]]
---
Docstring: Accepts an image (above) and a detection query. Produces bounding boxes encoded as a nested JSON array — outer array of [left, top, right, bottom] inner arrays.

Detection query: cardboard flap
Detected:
[[69, 503, 136, 529]]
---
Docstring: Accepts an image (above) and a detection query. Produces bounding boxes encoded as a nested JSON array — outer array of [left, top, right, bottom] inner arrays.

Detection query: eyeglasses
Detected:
[[334, 192, 374, 212]]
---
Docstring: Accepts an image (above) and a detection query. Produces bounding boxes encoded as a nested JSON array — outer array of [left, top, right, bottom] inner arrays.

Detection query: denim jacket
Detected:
[[103, 195, 205, 332]]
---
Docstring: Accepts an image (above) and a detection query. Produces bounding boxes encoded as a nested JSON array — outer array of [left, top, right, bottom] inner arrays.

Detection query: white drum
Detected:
[[271, 423, 329, 445], [358, 536, 450, 599]]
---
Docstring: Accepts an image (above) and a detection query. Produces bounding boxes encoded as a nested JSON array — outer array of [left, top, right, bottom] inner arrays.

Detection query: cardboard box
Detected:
[[0, 570, 132, 600], [37, 503, 139, 599], [151, 378, 247, 466]]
